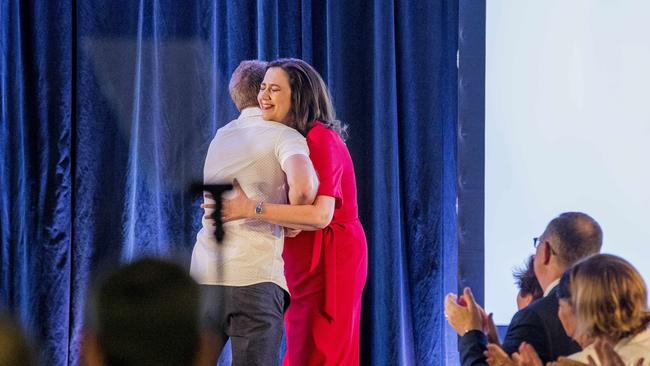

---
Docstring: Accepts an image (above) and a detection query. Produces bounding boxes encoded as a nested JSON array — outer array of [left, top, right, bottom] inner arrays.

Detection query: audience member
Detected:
[[565, 254, 650, 364], [483, 255, 546, 347], [494, 254, 649, 366], [82, 258, 210, 366], [445, 212, 603, 365]]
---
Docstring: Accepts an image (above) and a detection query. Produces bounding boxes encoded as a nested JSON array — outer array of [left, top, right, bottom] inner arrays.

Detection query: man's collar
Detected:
[[239, 107, 262, 118], [543, 278, 560, 297]]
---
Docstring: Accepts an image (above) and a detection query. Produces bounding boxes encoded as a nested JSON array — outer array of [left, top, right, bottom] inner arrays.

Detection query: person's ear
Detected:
[[542, 241, 553, 264]]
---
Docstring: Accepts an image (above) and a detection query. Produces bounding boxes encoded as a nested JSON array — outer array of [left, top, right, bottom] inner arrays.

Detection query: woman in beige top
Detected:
[[565, 254, 650, 365], [486, 254, 649, 366]]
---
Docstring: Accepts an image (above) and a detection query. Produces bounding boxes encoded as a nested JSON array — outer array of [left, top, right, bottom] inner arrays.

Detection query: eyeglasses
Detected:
[[533, 236, 557, 255]]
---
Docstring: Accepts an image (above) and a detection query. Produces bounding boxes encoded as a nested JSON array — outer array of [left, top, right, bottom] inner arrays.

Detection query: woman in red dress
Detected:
[[222, 58, 368, 365]]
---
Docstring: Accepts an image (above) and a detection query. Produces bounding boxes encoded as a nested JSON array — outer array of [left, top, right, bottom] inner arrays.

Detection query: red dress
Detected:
[[282, 122, 368, 366]]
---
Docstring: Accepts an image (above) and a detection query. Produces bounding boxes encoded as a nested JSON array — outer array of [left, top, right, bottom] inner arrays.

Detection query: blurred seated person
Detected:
[[514, 255, 544, 310], [82, 258, 212, 366], [0, 314, 34, 366], [565, 254, 649, 365], [482, 255, 546, 347], [487, 254, 649, 366]]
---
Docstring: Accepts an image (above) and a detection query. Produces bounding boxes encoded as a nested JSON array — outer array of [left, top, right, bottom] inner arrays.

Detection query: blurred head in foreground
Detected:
[[83, 258, 208, 366], [0, 314, 34, 366]]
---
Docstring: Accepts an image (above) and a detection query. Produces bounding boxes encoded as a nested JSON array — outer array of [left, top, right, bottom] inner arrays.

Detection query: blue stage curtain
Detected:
[[1, 1, 458, 365]]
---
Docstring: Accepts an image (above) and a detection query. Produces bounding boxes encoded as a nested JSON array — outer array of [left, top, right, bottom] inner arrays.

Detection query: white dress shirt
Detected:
[[543, 278, 560, 297], [190, 107, 309, 292]]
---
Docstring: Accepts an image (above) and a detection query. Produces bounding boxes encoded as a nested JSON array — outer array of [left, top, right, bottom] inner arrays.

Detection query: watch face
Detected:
[[255, 202, 263, 214]]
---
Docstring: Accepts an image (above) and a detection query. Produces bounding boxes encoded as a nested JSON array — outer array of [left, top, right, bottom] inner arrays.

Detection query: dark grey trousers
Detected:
[[200, 282, 287, 366]]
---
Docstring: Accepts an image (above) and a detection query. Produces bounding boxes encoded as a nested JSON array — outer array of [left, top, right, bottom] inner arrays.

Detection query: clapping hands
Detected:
[[444, 287, 500, 345], [484, 338, 644, 366], [444, 287, 484, 336]]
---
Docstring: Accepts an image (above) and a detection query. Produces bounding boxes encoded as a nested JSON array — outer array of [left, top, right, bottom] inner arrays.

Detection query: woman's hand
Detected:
[[202, 179, 255, 222], [221, 179, 255, 221], [485, 343, 515, 366]]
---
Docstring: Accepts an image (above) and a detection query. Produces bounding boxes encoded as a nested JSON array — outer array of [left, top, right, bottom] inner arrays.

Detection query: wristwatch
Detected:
[[255, 201, 264, 215]]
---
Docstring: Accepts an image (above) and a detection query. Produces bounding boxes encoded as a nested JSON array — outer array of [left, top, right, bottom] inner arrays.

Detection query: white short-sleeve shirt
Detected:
[[190, 107, 308, 292]]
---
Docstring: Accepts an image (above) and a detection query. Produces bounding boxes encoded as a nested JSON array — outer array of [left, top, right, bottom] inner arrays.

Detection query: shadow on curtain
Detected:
[[0, 1, 458, 365]]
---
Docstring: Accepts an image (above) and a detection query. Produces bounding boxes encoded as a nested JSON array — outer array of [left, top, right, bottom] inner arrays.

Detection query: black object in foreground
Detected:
[[190, 183, 233, 242]]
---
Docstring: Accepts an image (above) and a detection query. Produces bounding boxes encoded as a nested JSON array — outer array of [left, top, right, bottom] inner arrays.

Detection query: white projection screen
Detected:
[[485, 1, 650, 325]]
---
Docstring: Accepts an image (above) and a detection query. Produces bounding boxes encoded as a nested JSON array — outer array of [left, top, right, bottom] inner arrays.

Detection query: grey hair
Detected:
[[229, 60, 268, 111], [544, 212, 603, 267]]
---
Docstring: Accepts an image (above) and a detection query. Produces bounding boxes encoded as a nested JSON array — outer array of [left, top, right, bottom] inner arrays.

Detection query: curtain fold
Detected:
[[1, 1, 73, 365], [1, 1, 458, 365]]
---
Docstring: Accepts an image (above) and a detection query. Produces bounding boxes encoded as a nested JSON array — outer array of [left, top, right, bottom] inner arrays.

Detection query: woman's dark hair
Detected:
[[267, 58, 348, 139], [513, 255, 543, 300]]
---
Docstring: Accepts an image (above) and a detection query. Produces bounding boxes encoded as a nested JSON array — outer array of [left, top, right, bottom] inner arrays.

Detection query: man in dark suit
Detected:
[[445, 212, 603, 365]]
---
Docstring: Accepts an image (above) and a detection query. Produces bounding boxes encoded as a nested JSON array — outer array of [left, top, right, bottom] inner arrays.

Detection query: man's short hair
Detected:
[[544, 212, 603, 266], [88, 258, 201, 366], [229, 60, 267, 111]]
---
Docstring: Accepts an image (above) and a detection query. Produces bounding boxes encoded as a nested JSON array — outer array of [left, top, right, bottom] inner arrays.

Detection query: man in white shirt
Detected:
[[190, 60, 317, 365]]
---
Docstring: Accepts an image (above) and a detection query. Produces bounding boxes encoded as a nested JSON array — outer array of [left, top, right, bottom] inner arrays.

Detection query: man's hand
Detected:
[[444, 287, 483, 336]]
